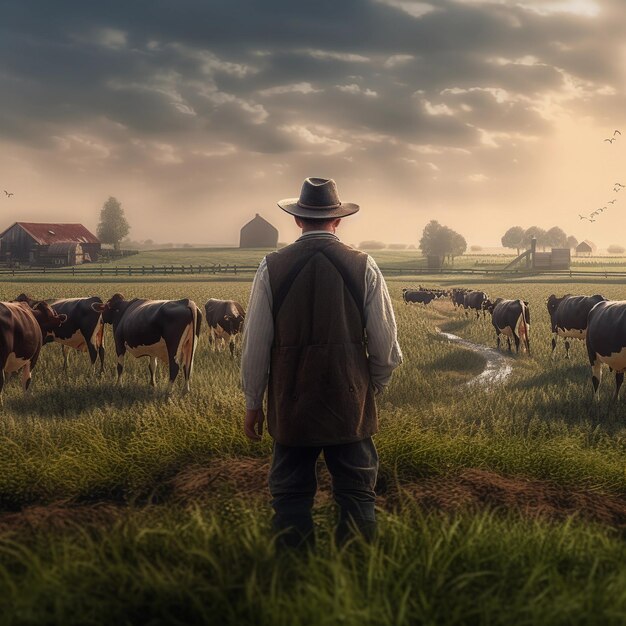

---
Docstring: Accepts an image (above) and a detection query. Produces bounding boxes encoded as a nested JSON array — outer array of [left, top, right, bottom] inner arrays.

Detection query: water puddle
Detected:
[[435, 327, 514, 388]]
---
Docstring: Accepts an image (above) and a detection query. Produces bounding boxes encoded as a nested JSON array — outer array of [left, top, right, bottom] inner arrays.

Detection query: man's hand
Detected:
[[244, 408, 265, 441]]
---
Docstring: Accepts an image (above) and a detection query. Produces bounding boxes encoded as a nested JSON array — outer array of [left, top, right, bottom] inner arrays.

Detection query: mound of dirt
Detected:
[[4, 460, 626, 533]]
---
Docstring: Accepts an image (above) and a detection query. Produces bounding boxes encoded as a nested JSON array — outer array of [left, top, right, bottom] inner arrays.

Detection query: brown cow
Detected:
[[0, 301, 66, 404]]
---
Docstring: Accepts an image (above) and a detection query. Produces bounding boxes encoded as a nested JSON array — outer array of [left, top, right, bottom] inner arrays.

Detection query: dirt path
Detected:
[[436, 327, 514, 387]]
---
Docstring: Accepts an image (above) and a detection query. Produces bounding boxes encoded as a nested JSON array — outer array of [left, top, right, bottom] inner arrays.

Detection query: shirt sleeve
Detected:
[[363, 255, 403, 393], [241, 258, 274, 410]]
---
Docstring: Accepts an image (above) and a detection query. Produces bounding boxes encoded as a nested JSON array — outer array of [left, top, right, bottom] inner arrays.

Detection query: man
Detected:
[[241, 177, 402, 549]]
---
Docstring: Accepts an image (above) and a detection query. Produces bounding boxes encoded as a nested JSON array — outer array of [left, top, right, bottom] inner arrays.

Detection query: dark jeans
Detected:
[[269, 437, 379, 549]]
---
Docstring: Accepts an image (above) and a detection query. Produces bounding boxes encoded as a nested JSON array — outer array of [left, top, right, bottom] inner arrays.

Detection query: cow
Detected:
[[402, 289, 436, 305], [464, 291, 489, 319], [586, 300, 626, 401], [15, 294, 105, 373], [490, 299, 531, 354], [451, 288, 470, 310], [547, 293, 605, 359], [0, 301, 66, 404], [93, 294, 202, 394], [204, 299, 245, 357]]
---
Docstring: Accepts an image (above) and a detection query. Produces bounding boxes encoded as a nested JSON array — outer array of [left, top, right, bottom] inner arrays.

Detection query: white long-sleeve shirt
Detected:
[[241, 232, 403, 410]]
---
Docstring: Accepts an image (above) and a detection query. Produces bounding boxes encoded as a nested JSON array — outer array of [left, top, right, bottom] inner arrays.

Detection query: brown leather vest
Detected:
[[265, 236, 377, 446]]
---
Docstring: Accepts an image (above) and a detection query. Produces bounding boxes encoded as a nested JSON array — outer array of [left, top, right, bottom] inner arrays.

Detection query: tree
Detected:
[[566, 235, 578, 250], [524, 226, 547, 250], [358, 240, 386, 250], [501, 226, 525, 255], [419, 220, 466, 264], [97, 197, 130, 250], [545, 226, 567, 248], [607, 244, 625, 254]]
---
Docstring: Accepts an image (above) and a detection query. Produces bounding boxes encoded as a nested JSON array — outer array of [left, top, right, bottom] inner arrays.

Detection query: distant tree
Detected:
[[566, 235, 578, 250], [607, 244, 625, 254], [524, 226, 547, 250], [545, 226, 568, 248], [358, 240, 386, 250], [97, 197, 130, 251], [501, 226, 525, 254], [470, 245, 483, 252], [144, 239, 154, 246], [388, 243, 408, 250], [419, 220, 466, 264]]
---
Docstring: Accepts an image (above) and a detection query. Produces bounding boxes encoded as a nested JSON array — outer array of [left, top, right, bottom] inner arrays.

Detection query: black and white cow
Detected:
[[93, 294, 202, 394], [15, 294, 105, 373], [402, 289, 436, 305], [204, 299, 245, 357], [464, 291, 489, 319], [490, 299, 531, 354], [547, 293, 605, 358], [586, 300, 626, 401], [451, 288, 470, 310], [0, 301, 66, 404]]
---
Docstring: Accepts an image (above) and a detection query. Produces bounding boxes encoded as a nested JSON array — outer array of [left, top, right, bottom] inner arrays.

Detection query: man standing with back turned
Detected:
[[241, 177, 402, 549]]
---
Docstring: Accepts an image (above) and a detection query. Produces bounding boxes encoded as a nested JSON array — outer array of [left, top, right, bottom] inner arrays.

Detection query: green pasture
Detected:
[[106, 246, 626, 273], [2, 276, 626, 623]]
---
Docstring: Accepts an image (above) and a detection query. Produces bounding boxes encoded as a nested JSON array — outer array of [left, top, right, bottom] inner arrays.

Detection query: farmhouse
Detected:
[[239, 213, 278, 248], [576, 240, 596, 256], [0, 222, 101, 265]]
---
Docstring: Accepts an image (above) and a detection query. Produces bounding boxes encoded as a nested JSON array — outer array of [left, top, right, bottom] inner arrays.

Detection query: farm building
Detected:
[[0, 222, 101, 265], [576, 240, 596, 256], [239, 214, 278, 248]]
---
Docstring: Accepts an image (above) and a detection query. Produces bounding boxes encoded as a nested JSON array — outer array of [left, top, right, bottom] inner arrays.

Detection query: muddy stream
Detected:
[[435, 327, 514, 387]]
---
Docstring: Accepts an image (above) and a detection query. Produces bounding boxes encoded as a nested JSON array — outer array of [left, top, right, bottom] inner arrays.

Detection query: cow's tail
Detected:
[[518, 300, 530, 354]]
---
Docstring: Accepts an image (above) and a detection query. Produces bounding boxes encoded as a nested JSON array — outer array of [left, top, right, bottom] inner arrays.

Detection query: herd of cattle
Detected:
[[0, 294, 246, 401], [403, 286, 626, 400], [2, 285, 626, 403]]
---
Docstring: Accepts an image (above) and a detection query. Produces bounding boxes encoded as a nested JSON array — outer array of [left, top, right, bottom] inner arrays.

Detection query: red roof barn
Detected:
[[0, 222, 101, 264]]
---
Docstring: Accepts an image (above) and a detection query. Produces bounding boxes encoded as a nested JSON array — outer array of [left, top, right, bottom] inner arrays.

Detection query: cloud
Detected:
[[258, 82, 322, 96], [336, 84, 378, 97]]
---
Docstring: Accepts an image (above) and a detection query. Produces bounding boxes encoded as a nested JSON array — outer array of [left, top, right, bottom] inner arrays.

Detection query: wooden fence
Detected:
[[2, 264, 626, 279]]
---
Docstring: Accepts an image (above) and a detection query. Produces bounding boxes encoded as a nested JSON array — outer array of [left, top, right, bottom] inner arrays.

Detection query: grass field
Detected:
[[106, 246, 626, 273], [3, 273, 626, 624]]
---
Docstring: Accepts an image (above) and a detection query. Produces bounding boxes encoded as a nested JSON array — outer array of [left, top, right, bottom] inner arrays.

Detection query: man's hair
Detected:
[[297, 217, 337, 228]]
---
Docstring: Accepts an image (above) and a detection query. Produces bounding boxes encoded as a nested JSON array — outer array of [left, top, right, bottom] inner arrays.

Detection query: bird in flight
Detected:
[[615, 130, 622, 136], [605, 137, 616, 143], [615, 183, 625, 188], [3, 190, 14, 198], [608, 199, 617, 204], [579, 214, 595, 222]]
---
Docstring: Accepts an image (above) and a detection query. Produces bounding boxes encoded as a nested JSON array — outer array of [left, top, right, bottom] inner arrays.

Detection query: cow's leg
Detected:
[[61, 345, 69, 372], [591, 360, 602, 401], [614, 372, 624, 402], [496, 333, 501, 350], [0, 370, 4, 407], [98, 345, 105, 375], [551, 335, 557, 357], [86, 340, 99, 375], [208, 327, 215, 348], [21, 363, 32, 393], [564, 340, 571, 359], [229, 337, 235, 358], [506, 336, 512, 352], [149, 357, 158, 387], [513, 334, 520, 353]]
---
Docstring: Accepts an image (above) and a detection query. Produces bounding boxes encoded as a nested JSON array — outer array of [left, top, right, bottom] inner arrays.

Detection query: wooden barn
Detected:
[[0, 222, 101, 265], [576, 240, 596, 256], [239, 214, 278, 248]]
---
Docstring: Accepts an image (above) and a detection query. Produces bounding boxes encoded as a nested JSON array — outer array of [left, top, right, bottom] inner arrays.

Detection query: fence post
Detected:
[[72, 266, 75, 276], [234, 264, 237, 275]]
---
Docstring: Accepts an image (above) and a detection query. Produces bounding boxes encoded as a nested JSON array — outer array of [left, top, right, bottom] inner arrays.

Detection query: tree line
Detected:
[[501, 226, 578, 255], [419, 220, 467, 262]]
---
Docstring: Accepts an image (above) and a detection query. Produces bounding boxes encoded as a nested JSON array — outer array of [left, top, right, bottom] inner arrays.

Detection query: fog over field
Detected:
[[2, 0, 626, 246]]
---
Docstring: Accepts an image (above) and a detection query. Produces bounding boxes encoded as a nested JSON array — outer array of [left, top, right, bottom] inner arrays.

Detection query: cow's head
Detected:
[[14, 293, 36, 305], [91, 293, 126, 324], [31, 301, 67, 330]]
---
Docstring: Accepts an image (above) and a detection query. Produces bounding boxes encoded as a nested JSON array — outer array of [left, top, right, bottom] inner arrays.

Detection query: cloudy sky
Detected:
[[1, 0, 625, 247]]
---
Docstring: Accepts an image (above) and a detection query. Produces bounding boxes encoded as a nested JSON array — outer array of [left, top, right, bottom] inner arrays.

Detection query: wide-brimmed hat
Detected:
[[277, 177, 359, 219]]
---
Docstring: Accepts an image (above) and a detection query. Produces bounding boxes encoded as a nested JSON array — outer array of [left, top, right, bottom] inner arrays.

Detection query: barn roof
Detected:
[[240, 213, 278, 233], [0, 222, 99, 245], [576, 239, 595, 250]]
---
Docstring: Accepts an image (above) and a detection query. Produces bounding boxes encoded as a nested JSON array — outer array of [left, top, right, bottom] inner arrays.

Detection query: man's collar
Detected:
[[296, 231, 339, 242]]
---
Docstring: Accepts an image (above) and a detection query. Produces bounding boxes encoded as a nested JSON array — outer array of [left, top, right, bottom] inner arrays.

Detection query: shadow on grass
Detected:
[[6, 382, 171, 417], [511, 363, 589, 390]]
